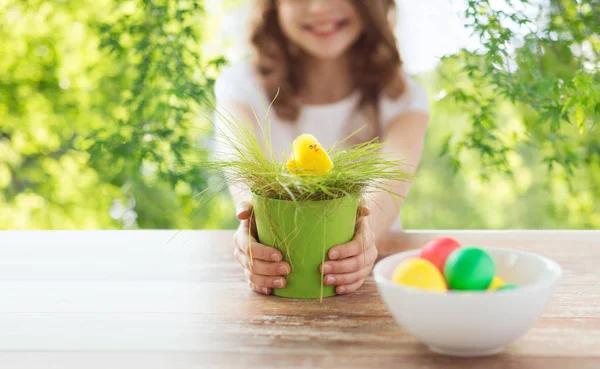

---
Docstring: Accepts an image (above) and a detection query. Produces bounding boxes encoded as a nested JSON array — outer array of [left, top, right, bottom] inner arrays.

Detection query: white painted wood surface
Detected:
[[0, 230, 598, 369]]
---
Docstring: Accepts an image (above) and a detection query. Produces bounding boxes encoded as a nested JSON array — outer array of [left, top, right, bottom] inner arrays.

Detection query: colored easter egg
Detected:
[[487, 276, 506, 290], [444, 247, 495, 290], [419, 237, 461, 273], [496, 284, 518, 291], [392, 258, 447, 292]]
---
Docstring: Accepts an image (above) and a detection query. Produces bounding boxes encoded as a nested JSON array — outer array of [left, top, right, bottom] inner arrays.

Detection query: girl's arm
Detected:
[[215, 101, 259, 218], [369, 111, 430, 242]]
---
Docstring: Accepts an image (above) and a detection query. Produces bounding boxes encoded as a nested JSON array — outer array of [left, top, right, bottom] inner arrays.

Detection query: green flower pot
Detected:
[[252, 194, 359, 299]]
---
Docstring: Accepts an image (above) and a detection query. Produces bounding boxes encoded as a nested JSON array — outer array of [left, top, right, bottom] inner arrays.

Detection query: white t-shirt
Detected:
[[214, 61, 430, 162], [213, 61, 430, 231]]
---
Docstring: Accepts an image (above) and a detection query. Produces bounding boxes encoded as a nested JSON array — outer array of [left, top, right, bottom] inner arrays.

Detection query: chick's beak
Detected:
[[314, 144, 319, 152]]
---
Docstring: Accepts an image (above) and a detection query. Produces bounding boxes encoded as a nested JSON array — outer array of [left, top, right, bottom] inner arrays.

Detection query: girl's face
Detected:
[[277, 0, 363, 60]]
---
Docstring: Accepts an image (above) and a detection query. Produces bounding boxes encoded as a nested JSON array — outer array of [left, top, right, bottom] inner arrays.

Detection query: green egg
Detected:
[[496, 284, 518, 291], [443, 247, 495, 290]]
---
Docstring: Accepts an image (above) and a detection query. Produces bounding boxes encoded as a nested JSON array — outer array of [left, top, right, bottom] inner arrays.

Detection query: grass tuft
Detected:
[[206, 101, 413, 202]]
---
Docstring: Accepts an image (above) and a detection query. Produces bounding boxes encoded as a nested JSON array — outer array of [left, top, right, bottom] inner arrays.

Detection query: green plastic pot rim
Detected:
[[251, 192, 359, 204]]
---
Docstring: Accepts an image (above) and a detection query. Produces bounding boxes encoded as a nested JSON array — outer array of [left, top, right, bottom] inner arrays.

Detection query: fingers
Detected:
[[244, 269, 287, 289], [234, 248, 290, 276], [248, 281, 272, 295], [358, 198, 371, 217], [243, 241, 283, 262], [233, 223, 282, 262], [236, 201, 253, 220], [233, 236, 289, 295], [337, 278, 366, 295], [324, 265, 372, 286], [328, 237, 365, 261], [322, 243, 378, 274], [233, 201, 288, 295]]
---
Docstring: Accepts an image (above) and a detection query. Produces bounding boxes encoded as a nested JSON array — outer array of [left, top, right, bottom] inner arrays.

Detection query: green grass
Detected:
[[207, 101, 413, 203]]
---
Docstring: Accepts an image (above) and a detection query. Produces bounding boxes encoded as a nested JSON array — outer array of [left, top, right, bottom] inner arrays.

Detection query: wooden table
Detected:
[[0, 230, 598, 369]]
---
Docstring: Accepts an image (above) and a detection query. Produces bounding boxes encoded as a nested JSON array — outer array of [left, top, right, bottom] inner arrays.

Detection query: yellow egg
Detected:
[[392, 258, 447, 292], [487, 276, 506, 290]]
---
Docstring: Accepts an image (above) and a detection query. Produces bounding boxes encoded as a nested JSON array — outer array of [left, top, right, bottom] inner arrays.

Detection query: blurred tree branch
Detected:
[[0, 0, 230, 229], [440, 0, 599, 176]]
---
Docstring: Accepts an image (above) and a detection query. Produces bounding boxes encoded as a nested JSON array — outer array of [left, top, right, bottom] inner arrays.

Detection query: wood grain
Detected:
[[0, 230, 598, 369]]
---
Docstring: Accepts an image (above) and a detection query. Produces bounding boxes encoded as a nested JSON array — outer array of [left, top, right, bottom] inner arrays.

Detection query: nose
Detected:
[[307, 0, 334, 14]]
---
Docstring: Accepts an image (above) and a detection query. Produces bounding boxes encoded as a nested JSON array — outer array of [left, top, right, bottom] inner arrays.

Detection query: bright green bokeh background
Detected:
[[0, 0, 598, 230]]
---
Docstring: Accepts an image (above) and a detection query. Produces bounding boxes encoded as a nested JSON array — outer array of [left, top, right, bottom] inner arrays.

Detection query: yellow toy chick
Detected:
[[286, 134, 333, 175]]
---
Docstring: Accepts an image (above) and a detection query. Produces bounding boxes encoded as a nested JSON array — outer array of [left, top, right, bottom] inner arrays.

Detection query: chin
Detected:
[[308, 49, 348, 60], [302, 43, 353, 60]]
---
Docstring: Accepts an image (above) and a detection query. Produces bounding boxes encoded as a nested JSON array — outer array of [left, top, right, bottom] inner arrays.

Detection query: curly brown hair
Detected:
[[249, 0, 406, 142]]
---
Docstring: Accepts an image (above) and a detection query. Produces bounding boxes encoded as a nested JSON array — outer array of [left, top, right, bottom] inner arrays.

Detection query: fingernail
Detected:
[[322, 264, 332, 274], [274, 278, 284, 288], [338, 286, 346, 294], [330, 251, 339, 260], [278, 265, 289, 274], [271, 253, 281, 262], [326, 276, 336, 285]]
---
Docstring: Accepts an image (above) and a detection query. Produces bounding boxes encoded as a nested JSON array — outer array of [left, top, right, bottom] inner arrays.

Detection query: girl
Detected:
[[214, 0, 430, 296]]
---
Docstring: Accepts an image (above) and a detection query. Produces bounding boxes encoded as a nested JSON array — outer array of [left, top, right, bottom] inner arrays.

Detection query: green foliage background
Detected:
[[0, 0, 598, 230]]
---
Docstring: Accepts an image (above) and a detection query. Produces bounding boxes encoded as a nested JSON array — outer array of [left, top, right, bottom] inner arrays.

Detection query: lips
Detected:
[[302, 18, 349, 39]]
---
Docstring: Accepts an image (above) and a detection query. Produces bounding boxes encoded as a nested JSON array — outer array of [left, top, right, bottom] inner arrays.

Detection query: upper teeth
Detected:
[[312, 23, 336, 33]]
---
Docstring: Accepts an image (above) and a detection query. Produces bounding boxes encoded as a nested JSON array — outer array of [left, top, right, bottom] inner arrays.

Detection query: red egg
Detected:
[[419, 237, 461, 273]]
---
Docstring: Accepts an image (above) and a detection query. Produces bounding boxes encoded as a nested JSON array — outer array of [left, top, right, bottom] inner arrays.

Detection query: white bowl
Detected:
[[373, 247, 562, 357]]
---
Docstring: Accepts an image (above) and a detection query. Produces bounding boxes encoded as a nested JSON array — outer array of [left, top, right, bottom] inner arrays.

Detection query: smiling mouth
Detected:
[[302, 19, 349, 39]]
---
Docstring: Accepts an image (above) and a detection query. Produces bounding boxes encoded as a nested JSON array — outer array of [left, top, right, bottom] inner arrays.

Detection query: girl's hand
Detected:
[[321, 204, 377, 295], [233, 202, 291, 295]]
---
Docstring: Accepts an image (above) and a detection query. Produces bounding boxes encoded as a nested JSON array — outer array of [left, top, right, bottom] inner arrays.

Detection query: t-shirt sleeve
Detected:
[[212, 62, 265, 160], [380, 73, 430, 129], [214, 62, 261, 106]]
